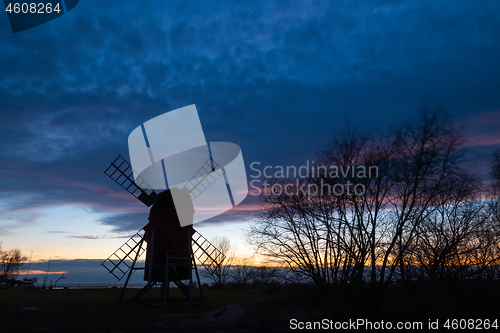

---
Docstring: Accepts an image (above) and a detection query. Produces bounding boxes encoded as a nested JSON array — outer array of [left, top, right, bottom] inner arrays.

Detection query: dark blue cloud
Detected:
[[98, 211, 149, 233], [0, 0, 499, 234]]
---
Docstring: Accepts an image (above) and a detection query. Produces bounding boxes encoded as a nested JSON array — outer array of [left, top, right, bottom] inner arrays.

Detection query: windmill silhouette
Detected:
[[100, 105, 248, 304], [101, 154, 229, 304]]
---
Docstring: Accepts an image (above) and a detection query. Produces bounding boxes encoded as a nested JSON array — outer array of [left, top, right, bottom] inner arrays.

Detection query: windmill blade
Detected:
[[104, 155, 158, 207], [182, 157, 226, 201], [101, 228, 147, 281], [191, 230, 226, 277]]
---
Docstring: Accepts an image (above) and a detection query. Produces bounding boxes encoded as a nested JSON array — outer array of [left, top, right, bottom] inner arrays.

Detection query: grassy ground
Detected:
[[1, 281, 499, 332], [0, 287, 273, 333]]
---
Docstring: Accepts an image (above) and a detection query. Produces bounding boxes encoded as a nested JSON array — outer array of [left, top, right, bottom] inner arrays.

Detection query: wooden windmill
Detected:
[[101, 154, 227, 304]]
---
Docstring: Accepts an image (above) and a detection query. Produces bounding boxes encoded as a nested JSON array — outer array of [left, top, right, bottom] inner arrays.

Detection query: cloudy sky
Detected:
[[1, 0, 499, 284]]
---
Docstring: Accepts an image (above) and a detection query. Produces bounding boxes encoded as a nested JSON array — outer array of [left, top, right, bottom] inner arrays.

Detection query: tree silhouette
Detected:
[[249, 102, 500, 309], [0, 249, 25, 286], [202, 236, 234, 288]]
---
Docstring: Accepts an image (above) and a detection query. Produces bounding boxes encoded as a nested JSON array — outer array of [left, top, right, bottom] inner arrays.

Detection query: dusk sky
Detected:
[[1, 0, 499, 284]]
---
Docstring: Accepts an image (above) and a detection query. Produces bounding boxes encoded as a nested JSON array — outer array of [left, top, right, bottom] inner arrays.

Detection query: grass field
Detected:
[[1, 281, 499, 332], [0, 287, 274, 332]]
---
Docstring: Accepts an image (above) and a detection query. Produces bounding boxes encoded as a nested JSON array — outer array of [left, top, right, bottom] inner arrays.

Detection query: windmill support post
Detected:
[[146, 229, 155, 302], [156, 249, 200, 305], [188, 229, 194, 304], [119, 237, 145, 301], [163, 251, 170, 304], [192, 252, 204, 300]]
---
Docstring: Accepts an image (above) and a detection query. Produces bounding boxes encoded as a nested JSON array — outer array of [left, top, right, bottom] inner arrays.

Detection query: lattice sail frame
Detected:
[[182, 157, 226, 200], [101, 228, 226, 282], [101, 229, 147, 281], [104, 155, 158, 207], [192, 231, 226, 276]]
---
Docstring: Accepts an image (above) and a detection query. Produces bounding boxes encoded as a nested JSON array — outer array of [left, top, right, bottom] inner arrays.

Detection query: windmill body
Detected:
[[144, 188, 193, 282]]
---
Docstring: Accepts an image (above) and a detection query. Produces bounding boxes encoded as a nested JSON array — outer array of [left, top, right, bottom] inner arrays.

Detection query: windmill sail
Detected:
[[182, 157, 226, 200], [191, 230, 226, 276], [104, 155, 158, 207], [101, 229, 147, 281]]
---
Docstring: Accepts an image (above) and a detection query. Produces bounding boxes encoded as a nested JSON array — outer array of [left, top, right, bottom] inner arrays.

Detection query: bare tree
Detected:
[[411, 177, 492, 280], [408, 148, 500, 281], [231, 257, 256, 287], [202, 236, 234, 288], [492, 149, 500, 195], [481, 149, 500, 279], [252, 264, 283, 284], [489, 150, 500, 224], [249, 175, 354, 291], [249, 102, 482, 302], [0, 249, 25, 286]]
